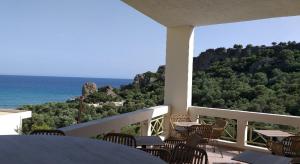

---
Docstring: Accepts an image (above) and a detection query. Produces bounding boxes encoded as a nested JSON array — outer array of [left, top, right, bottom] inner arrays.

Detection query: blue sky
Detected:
[[0, 1, 300, 79]]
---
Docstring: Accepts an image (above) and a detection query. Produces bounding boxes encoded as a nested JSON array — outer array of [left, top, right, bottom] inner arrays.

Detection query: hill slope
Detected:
[[20, 42, 300, 133]]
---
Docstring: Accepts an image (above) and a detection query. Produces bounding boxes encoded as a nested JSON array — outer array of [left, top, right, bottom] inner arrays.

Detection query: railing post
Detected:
[[237, 119, 248, 148], [140, 119, 151, 136], [163, 113, 170, 138]]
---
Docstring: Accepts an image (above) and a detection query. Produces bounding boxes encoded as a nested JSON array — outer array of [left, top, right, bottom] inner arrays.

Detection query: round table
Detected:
[[0, 135, 166, 164]]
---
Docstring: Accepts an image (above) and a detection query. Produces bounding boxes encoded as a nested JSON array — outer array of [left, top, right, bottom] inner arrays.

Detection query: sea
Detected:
[[0, 75, 132, 108]]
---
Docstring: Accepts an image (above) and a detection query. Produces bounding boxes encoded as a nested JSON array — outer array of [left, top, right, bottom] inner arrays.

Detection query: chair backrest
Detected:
[[211, 128, 225, 139], [169, 143, 208, 164], [103, 133, 137, 148], [30, 130, 66, 136], [186, 133, 202, 147], [212, 118, 228, 128], [163, 138, 186, 151], [170, 114, 191, 129], [266, 140, 284, 155], [282, 136, 300, 157], [139, 148, 171, 162], [188, 125, 213, 139]]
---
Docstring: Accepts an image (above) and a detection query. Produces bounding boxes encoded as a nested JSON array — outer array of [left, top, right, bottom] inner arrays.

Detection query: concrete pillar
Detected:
[[140, 119, 151, 136], [164, 26, 195, 114], [237, 119, 248, 148]]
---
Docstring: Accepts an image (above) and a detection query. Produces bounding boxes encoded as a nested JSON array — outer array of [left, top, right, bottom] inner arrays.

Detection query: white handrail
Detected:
[[189, 106, 300, 151], [60, 106, 169, 137], [189, 106, 300, 127]]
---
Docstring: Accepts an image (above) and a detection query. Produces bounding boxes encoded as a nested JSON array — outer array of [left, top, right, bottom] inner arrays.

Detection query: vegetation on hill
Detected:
[[20, 41, 300, 133], [192, 42, 300, 115]]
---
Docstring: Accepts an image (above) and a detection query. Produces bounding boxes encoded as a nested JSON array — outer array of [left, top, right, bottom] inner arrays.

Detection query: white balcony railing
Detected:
[[60, 104, 300, 152], [189, 106, 300, 151], [60, 106, 169, 138]]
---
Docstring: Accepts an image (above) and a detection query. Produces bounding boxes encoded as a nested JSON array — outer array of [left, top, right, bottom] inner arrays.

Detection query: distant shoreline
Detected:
[[0, 74, 133, 81], [0, 75, 132, 108], [0, 108, 16, 110]]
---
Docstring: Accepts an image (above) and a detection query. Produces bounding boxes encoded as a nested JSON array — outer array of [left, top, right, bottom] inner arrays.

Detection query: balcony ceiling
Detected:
[[122, 0, 300, 27]]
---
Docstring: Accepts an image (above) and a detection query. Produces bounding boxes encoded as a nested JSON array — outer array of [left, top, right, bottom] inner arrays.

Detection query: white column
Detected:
[[140, 119, 151, 136], [164, 26, 195, 114], [237, 119, 248, 148]]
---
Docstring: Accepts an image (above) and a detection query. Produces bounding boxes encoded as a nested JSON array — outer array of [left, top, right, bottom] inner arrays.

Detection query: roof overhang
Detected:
[[122, 0, 300, 27]]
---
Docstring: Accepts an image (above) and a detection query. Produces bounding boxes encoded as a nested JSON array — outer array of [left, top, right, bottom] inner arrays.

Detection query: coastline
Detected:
[[0, 108, 16, 111], [0, 75, 132, 109]]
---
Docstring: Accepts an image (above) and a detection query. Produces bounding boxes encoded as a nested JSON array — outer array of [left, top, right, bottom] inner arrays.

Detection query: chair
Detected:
[[186, 133, 203, 147], [188, 125, 213, 139], [163, 134, 203, 152], [30, 129, 65, 136], [291, 157, 300, 164], [170, 113, 191, 139], [187, 125, 213, 150], [212, 118, 228, 129], [267, 136, 300, 157], [169, 143, 208, 164], [162, 138, 186, 152], [210, 118, 228, 158], [139, 148, 171, 162], [103, 133, 137, 148]]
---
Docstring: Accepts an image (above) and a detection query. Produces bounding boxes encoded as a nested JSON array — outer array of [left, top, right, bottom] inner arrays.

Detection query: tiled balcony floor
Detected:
[[204, 145, 245, 164]]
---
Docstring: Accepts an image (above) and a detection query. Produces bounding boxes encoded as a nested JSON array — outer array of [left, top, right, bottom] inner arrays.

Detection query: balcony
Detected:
[[59, 105, 300, 163], [1, 0, 299, 163], [57, 1, 300, 163]]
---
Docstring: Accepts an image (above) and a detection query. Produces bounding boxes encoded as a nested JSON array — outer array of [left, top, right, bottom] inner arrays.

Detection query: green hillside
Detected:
[[20, 41, 300, 133]]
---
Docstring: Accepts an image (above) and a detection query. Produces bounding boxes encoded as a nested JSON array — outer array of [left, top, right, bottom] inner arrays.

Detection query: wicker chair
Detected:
[[170, 113, 191, 139], [30, 130, 65, 136], [267, 136, 300, 157], [162, 134, 203, 153], [169, 143, 208, 164], [187, 125, 213, 150], [103, 133, 137, 148], [139, 148, 171, 162], [186, 133, 203, 147], [162, 138, 186, 152], [210, 118, 228, 158], [188, 125, 212, 139], [212, 118, 228, 129]]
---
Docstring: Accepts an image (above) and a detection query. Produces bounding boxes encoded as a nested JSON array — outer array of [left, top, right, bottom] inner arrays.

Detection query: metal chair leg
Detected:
[[214, 140, 223, 158], [218, 146, 223, 158]]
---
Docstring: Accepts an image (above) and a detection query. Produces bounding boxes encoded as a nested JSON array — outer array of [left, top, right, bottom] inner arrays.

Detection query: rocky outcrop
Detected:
[[157, 65, 165, 74], [99, 85, 118, 98], [193, 49, 227, 71], [82, 82, 97, 97], [133, 72, 157, 87], [131, 65, 165, 88]]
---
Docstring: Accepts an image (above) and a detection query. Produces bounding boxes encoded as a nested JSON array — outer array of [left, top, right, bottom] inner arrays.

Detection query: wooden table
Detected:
[[254, 130, 294, 138], [232, 150, 292, 164], [135, 136, 165, 148], [0, 135, 166, 164], [254, 130, 294, 141], [173, 122, 200, 133], [173, 122, 200, 127]]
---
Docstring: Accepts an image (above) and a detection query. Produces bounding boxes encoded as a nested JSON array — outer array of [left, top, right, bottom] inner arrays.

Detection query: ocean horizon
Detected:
[[0, 75, 132, 108]]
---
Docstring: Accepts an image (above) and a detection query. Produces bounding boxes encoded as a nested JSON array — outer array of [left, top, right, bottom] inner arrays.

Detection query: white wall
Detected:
[[0, 111, 31, 135]]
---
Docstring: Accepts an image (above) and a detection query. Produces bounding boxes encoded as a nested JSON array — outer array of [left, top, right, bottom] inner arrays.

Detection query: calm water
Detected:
[[0, 75, 132, 108]]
